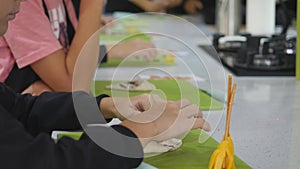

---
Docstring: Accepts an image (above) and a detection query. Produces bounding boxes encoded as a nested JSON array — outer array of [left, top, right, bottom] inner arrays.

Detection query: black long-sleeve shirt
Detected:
[[0, 83, 143, 169]]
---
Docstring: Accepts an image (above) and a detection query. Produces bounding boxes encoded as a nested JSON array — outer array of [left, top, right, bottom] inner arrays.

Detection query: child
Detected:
[[0, 0, 156, 95], [0, 1, 210, 168]]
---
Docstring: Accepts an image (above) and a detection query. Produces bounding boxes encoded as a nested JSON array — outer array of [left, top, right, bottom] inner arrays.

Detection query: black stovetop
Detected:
[[199, 45, 295, 76]]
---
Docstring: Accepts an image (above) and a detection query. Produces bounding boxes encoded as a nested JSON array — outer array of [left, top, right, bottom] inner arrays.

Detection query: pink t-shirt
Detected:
[[0, 0, 77, 82]]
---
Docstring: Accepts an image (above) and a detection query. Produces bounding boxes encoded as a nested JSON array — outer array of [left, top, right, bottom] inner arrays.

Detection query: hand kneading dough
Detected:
[[144, 138, 182, 156]]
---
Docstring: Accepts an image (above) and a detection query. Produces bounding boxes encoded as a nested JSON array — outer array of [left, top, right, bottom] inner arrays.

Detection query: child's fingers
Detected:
[[191, 118, 211, 131], [181, 104, 203, 118], [175, 98, 191, 109]]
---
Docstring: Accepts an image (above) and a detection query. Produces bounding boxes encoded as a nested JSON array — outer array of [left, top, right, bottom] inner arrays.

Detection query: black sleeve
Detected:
[[0, 107, 143, 169], [4, 64, 40, 93], [99, 45, 108, 63], [0, 83, 82, 135], [0, 83, 143, 169], [0, 83, 109, 135]]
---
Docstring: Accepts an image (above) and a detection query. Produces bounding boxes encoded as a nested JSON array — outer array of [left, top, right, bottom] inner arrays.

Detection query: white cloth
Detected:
[[144, 138, 182, 157]]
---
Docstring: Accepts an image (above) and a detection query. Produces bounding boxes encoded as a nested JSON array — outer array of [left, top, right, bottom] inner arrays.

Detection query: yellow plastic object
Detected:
[[127, 28, 140, 34], [209, 75, 237, 169], [208, 136, 236, 169], [165, 55, 175, 63]]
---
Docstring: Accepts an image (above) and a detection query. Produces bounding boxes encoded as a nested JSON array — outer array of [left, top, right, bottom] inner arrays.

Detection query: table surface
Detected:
[[95, 13, 300, 169]]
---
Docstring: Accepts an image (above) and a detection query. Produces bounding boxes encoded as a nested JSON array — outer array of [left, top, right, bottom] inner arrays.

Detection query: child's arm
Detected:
[[30, 0, 104, 92]]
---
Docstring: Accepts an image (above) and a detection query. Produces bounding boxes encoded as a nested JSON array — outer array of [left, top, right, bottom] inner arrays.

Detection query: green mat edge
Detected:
[[93, 80, 224, 111], [99, 59, 176, 67], [144, 130, 252, 169], [56, 130, 251, 169]]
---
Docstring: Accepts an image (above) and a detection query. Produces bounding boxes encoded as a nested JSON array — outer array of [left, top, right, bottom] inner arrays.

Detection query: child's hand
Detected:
[[121, 96, 210, 147], [101, 15, 114, 26], [22, 81, 53, 96], [184, 0, 203, 14], [100, 94, 153, 120]]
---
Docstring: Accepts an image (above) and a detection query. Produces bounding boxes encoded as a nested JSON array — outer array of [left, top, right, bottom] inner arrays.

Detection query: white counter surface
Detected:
[[96, 13, 300, 169]]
